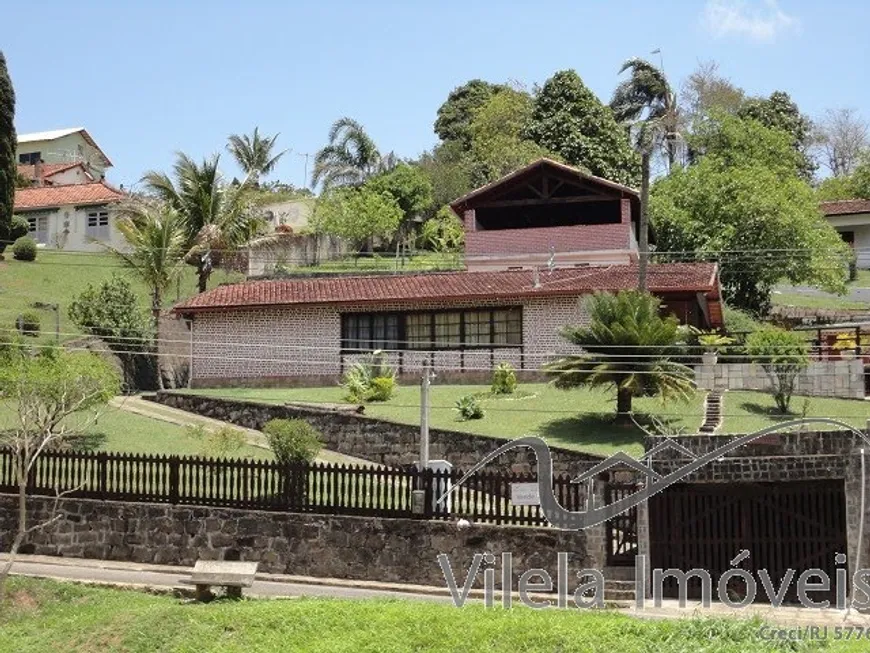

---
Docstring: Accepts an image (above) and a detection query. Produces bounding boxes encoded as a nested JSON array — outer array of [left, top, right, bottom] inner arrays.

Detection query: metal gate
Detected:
[[649, 480, 847, 603], [605, 482, 639, 566]]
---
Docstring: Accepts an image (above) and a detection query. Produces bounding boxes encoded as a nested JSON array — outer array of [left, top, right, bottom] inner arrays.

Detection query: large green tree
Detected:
[[544, 291, 694, 419], [415, 141, 475, 215], [226, 127, 286, 185], [0, 51, 15, 257], [610, 58, 679, 290], [366, 163, 433, 223], [651, 114, 850, 315], [311, 187, 402, 252], [816, 157, 870, 201], [312, 117, 392, 189], [433, 79, 506, 148], [525, 70, 640, 186], [142, 153, 263, 292], [738, 91, 815, 180]]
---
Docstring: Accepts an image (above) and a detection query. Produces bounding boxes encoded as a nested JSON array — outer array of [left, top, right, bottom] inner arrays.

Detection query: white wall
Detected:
[[21, 204, 127, 252], [826, 213, 870, 269], [17, 133, 108, 179]]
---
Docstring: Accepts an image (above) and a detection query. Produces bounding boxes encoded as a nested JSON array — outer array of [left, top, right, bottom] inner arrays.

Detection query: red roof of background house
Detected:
[[820, 200, 870, 216], [466, 223, 633, 255], [17, 162, 92, 181], [175, 263, 719, 314], [14, 181, 125, 210]]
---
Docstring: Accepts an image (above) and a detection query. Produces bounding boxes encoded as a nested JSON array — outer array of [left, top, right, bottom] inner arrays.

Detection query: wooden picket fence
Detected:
[[0, 449, 587, 526]]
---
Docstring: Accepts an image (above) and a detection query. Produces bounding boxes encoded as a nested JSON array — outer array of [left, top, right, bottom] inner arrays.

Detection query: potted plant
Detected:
[[832, 333, 859, 360], [697, 332, 735, 365]]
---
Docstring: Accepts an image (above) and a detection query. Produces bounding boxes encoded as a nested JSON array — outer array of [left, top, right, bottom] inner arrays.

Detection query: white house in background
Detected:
[[14, 182, 126, 252], [16, 127, 112, 180], [821, 200, 870, 268], [260, 198, 314, 232]]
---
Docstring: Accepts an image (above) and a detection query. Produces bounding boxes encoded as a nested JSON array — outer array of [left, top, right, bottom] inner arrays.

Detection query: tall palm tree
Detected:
[[226, 127, 287, 185], [610, 58, 681, 291], [141, 153, 264, 293], [311, 117, 392, 189], [544, 291, 694, 421], [106, 199, 186, 389]]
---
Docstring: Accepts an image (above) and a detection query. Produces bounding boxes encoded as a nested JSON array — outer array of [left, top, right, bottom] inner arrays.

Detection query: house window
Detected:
[[342, 313, 400, 351], [341, 308, 523, 351], [19, 152, 41, 165], [26, 215, 49, 244], [86, 210, 110, 241]]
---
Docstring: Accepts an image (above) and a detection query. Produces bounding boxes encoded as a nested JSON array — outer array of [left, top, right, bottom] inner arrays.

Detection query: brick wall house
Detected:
[[175, 264, 722, 387]]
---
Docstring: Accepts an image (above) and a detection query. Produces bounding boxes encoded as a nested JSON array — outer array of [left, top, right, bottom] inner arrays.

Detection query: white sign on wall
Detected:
[[511, 482, 540, 506]]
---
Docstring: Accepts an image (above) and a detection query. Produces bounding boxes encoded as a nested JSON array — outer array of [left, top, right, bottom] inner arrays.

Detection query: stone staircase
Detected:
[[699, 390, 723, 434], [603, 566, 637, 603]]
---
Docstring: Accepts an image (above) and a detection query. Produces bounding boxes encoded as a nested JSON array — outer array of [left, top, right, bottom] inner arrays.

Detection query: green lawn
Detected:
[[0, 252, 244, 345], [186, 384, 709, 458], [771, 291, 869, 311], [0, 577, 849, 653], [0, 402, 269, 459], [721, 391, 870, 434]]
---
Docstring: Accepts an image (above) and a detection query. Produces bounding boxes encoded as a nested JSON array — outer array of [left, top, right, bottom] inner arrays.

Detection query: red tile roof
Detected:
[[175, 263, 718, 314], [820, 200, 870, 216], [17, 162, 91, 180], [466, 223, 631, 255], [14, 181, 125, 210]]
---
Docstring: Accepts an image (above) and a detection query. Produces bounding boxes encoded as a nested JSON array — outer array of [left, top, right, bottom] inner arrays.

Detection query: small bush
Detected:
[[263, 418, 322, 464], [342, 350, 397, 402], [491, 362, 518, 394], [186, 423, 247, 456], [275, 224, 294, 234], [12, 236, 37, 261], [455, 394, 484, 420], [10, 216, 29, 241], [17, 311, 41, 337]]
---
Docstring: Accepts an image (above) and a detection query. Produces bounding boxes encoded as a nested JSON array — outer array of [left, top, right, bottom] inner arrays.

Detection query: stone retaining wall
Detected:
[[0, 496, 596, 586], [152, 392, 603, 477], [694, 359, 865, 399]]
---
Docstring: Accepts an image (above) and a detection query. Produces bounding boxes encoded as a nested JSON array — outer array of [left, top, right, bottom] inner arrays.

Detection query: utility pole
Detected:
[[419, 359, 434, 470]]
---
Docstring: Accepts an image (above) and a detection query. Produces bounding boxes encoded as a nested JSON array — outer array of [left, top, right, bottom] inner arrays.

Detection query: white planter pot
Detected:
[[701, 352, 718, 366]]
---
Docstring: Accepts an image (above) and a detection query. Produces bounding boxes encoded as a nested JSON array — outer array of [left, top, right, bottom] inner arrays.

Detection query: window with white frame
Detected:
[[86, 209, 110, 241]]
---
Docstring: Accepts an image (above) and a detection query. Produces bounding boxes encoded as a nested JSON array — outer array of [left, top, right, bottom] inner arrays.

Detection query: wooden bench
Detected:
[[180, 560, 259, 601]]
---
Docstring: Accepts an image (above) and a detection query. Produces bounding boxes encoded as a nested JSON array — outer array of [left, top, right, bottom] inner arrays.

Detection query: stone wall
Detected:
[[153, 392, 603, 477], [694, 359, 865, 400], [0, 496, 595, 586]]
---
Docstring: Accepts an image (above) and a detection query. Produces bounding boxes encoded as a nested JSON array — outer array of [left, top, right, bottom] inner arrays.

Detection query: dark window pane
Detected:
[[434, 312, 461, 348], [464, 310, 491, 345], [406, 313, 432, 349]]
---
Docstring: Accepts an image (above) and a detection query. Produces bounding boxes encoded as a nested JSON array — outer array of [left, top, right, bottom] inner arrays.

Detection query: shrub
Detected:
[[17, 311, 40, 337], [12, 236, 37, 261], [186, 423, 247, 456], [275, 224, 294, 234], [455, 394, 484, 420], [342, 350, 397, 402], [10, 216, 29, 241], [745, 327, 809, 414], [491, 362, 518, 394], [263, 418, 322, 464]]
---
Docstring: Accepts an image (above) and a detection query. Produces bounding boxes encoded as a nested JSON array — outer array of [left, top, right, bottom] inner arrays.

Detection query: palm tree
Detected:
[[106, 199, 186, 389], [141, 153, 264, 293], [311, 117, 392, 189], [226, 128, 287, 185], [610, 58, 681, 291], [544, 291, 694, 420]]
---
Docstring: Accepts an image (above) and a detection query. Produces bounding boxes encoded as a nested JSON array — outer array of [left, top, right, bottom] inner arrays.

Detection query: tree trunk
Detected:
[[0, 465, 28, 602], [197, 261, 209, 294], [616, 387, 633, 420], [152, 290, 164, 391], [638, 151, 650, 292]]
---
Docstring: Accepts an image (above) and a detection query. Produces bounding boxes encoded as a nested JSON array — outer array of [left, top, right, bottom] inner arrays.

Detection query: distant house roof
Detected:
[[174, 263, 719, 315], [17, 162, 94, 183], [450, 158, 639, 214], [821, 199, 870, 216], [14, 181, 125, 211], [17, 127, 112, 167]]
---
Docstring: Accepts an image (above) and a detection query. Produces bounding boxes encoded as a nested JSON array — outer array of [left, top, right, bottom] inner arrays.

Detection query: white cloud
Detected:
[[702, 0, 800, 42]]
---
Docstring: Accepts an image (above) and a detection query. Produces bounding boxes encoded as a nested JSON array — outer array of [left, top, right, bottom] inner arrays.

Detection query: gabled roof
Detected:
[[14, 182, 125, 211], [821, 199, 870, 216], [450, 158, 639, 214], [17, 127, 112, 167], [174, 263, 719, 314], [17, 162, 94, 183]]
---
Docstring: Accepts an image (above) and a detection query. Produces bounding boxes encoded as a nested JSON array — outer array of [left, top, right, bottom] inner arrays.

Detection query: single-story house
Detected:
[[14, 181, 127, 251], [174, 262, 722, 387], [821, 199, 870, 268]]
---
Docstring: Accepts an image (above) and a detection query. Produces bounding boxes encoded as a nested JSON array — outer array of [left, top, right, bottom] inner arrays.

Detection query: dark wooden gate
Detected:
[[649, 480, 847, 603], [605, 482, 639, 566]]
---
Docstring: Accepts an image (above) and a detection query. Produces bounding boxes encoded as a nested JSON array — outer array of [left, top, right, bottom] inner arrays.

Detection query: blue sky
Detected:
[[4, 0, 868, 188]]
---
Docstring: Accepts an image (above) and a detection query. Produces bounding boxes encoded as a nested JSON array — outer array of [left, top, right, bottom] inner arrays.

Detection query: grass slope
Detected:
[[0, 577, 845, 653], [186, 384, 708, 458], [0, 252, 243, 345], [721, 391, 870, 434]]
